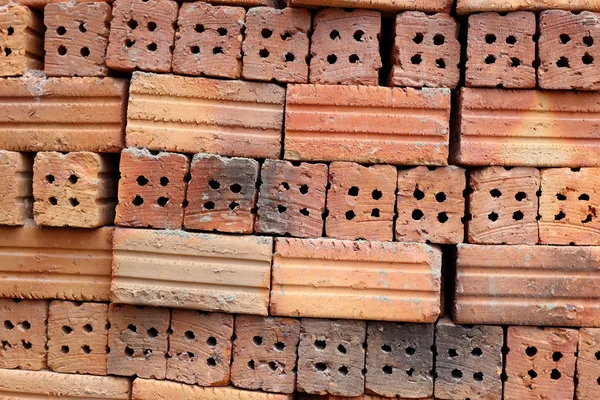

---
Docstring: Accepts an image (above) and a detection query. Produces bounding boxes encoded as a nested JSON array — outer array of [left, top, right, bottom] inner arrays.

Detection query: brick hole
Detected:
[[3, 320, 14, 330], [229, 202, 239, 210], [124, 346, 134, 357], [58, 46, 67, 56], [471, 347, 482, 357], [348, 186, 359, 196], [133, 195, 144, 206], [147, 43, 157, 52], [490, 188, 502, 198], [556, 57, 570, 68], [406, 367, 415, 376], [61, 345, 69, 354], [78, 23, 87, 33], [125, 39, 135, 48], [277, 205, 287, 213], [195, 24, 205, 33], [253, 336, 263, 346], [185, 351, 194, 359], [327, 54, 337, 64], [485, 54, 496, 64], [572, 167, 581, 172], [345, 210, 356, 220], [525, 346, 537, 357], [81, 46, 91, 57], [437, 212, 448, 223], [147, 328, 158, 338], [315, 362, 327, 371], [512, 211, 523, 221], [560, 34, 571, 44], [511, 57, 521, 67], [83, 324, 92, 333], [143, 348, 152, 356], [338, 365, 348, 375], [61, 325, 72, 334], [411, 54, 422, 64], [207, 357, 217, 367], [204, 201, 215, 210], [127, 19, 138, 30], [382, 365, 393, 374], [205, 336, 217, 348], [552, 351, 563, 362], [353, 30, 364, 42], [555, 211, 566, 220], [550, 369, 561, 380], [556, 193, 567, 200], [57, 26, 67, 35], [155, 176, 168, 187], [337, 344, 347, 354], [435, 192, 446, 202], [371, 208, 380, 217], [582, 214, 593, 223], [412, 209, 423, 220], [208, 179, 220, 189], [247, 360, 255, 369], [299, 184, 309, 194], [436, 58, 446, 68], [213, 47, 223, 54], [413, 188, 425, 200], [281, 182, 290, 190], [264, 360, 277, 371], [405, 346, 415, 355], [1, 341, 9, 348], [381, 344, 391, 353], [3, 48, 11, 56], [485, 34, 496, 44], [82, 345, 91, 354], [597, 377, 599, 385], [48, 197, 58, 206], [579, 193, 590, 201], [281, 31, 292, 41], [45, 174, 55, 183], [19, 321, 30, 330], [22, 340, 32, 349], [413, 32, 424, 44], [213, 27, 227, 36], [451, 369, 463, 379], [300, 208, 309, 216], [473, 371, 484, 381], [274, 341, 285, 351], [285, 52, 295, 62], [261, 28, 273, 39], [583, 53, 594, 65], [515, 192, 527, 201], [106, 322, 111, 330], [184, 330, 195, 340], [506, 35, 517, 45], [583, 36, 594, 46], [448, 348, 458, 358], [528, 369, 537, 379], [595, 350, 600, 360], [68, 174, 78, 184], [190, 46, 200, 54], [433, 34, 445, 45], [372, 189, 382, 200], [7, 27, 14, 35], [127, 324, 137, 333], [314, 339, 326, 350]]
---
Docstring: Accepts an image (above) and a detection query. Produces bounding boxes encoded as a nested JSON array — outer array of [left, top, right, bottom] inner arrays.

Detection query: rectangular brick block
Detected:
[[284, 84, 450, 165], [47, 300, 109, 375], [455, 244, 600, 327], [271, 238, 442, 322], [0, 150, 32, 225], [289, 0, 452, 12], [0, 4, 43, 77], [112, 228, 272, 315], [454, 88, 600, 167], [127, 72, 285, 158], [457, 0, 600, 14], [577, 328, 600, 400]]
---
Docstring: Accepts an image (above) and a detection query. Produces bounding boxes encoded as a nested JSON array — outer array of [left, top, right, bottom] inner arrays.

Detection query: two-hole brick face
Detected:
[[0, 4, 43, 77]]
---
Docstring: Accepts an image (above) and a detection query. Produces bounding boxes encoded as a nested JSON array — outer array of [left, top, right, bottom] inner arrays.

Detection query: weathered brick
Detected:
[[577, 328, 600, 400], [466, 12, 536, 88], [289, 0, 452, 12], [284, 84, 450, 165], [47, 300, 109, 375], [167, 310, 233, 386], [434, 318, 503, 400], [107, 303, 169, 379], [33, 151, 117, 228], [115, 148, 189, 230], [184, 153, 259, 234], [127, 72, 285, 158], [231, 316, 300, 393], [310, 8, 381, 86], [0, 4, 43, 77], [271, 238, 442, 322], [242, 7, 311, 83], [505, 326, 578, 400], [0, 150, 32, 225], [111, 228, 272, 315], [388, 12, 460, 88], [457, 0, 600, 14], [467, 166, 540, 245]]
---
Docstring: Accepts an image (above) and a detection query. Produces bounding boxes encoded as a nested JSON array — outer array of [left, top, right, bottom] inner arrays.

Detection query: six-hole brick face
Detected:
[[388, 12, 460, 88], [0, 4, 43, 77], [577, 328, 600, 400], [115, 148, 190, 230], [167, 310, 234, 386], [0, 150, 33, 226], [184, 153, 259, 234], [47, 301, 109, 376], [309, 8, 382, 86], [231, 316, 300, 394], [242, 7, 311, 83], [106, 0, 178, 72], [466, 12, 536, 88], [173, 2, 244, 78]]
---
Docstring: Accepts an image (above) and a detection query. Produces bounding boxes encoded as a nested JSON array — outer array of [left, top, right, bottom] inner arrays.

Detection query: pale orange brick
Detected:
[[0, 4, 43, 77], [0, 150, 32, 225], [289, 0, 452, 12], [457, 0, 600, 14], [577, 328, 600, 400]]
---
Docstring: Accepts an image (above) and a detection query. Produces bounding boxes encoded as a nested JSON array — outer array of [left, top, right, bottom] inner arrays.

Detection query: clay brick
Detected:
[[365, 322, 434, 398], [231, 316, 300, 393], [505, 326, 578, 400], [115, 148, 189, 230], [202, 0, 278, 6], [309, 8, 381, 86], [434, 318, 503, 400], [396, 166, 465, 244], [466, 12, 536, 88], [173, 2, 244, 79], [242, 7, 311, 83], [33, 151, 117, 228], [127, 72, 285, 158], [47, 300, 109, 375], [112, 228, 272, 315], [326, 162, 396, 241], [454, 88, 600, 167], [167, 310, 233, 386], [44, 2, 111, 77], [184, 153, 259, 234], [457, 0, 600, 14], [256, 159, 327, 238], [0, 4, 43, 77], [467, 166, 540, 245], [289, 0, 452, 13], [388, 12, 460, 88], [455, 244, 600, 327], [0, 150, 32, 225], [271, 238, 442, 322], [577, 328, 600, 400], [106, 0, 177, 73], [284, 84, 451, 165], [107, 303, 169, 379], [0, 298, 47, 370]]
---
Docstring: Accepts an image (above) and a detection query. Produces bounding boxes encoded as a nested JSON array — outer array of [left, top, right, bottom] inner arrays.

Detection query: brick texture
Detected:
[[0, 150, 32, 225], [0, 4, 43, 77], [290, 0, 452, 12], [457, 0, 600, 14], [577, 328, 600, 400]]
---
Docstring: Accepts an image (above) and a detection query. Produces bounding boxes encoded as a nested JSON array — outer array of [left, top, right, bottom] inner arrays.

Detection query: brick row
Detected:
[[457, 0, 600, 14]]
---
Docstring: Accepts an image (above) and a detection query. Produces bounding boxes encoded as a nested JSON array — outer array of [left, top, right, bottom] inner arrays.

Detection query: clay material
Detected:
[[290, 0, 452, 12], [0, 4, 43, 77], [576, 328, 600, 400], [457, 0, 600, 14], [0, 150, 32, 225]]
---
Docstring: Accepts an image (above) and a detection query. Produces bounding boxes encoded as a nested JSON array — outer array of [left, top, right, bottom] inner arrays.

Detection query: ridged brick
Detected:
[[289, 0, 452, 12], [111, 228, 272, 315], [457, 0, 600, 14], [0, 4, 43, 77], [455, 244, 600, 327], [0, 150, 32, 225], [271, 238, 442, 322], [127, 72, 285, 158], [577, 328, 600, 400], [285, 84, 450, 165]]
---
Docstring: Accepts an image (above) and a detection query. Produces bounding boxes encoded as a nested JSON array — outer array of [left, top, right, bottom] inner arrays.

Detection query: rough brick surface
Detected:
[[388, 12, 460, 88], [310, 8, 381, 86], [577, 328, 600, 400], [167, 310, 234, 386], [466, 12, 536, 88], [396, 166, 465, 244], [47, 300, 109, 376], [435, 318, 503, 400], [33, 151, 117, 228], [115, 148, 189, 229], [0, 4, 43, 77], [505, 327, 578, 400], [173, 2, 244, 78], [0, 150, 32, 225], [468, 166, 540, 245], [184, 153, 259, 234], [457, 0, 600, 14], [242, 7, 311, 83], [291, 0, 452, 12]]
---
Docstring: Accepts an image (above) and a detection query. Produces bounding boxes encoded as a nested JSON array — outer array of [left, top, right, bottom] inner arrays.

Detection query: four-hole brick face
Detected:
[[44, 2, 112, 77], [106, 0, 178, 72], [310, 8, 382, 86], [0, 4, 43, 77], [326, 162, 396, 241], [466, 12, 536, 88], [231, 316, 301, 394], [115, 148, 189, 230], [0, 151, 32, 226], [47, 301, 109, 376], [388, 12, 460, 88], [173, 2, 244, 78], [256, 159, 328, 238], [468, 167, 540, 245], [242, 7, 311, 83], [577, 328, 600, 400], [505, 326, 578, 400]]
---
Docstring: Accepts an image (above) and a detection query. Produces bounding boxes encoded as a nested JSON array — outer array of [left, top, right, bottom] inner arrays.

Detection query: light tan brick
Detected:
[[577, 328, 600, 400], [0, 4, 43, 77], [0, 150, 32, 225], [289, 0, 452, 12]]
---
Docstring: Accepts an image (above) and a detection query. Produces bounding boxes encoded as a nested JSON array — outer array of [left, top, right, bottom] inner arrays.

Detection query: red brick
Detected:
[[466, 12, 536, 88], [457, 0, 600, 14], [577, 328, 600, 400], [309, 8, 381, 86], [388, 12, 460, 88], [0, 4, 43, 77], [290, 0, 452, 12], [0, 150, 32, 225]]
